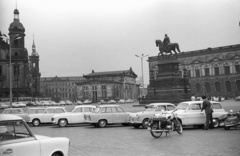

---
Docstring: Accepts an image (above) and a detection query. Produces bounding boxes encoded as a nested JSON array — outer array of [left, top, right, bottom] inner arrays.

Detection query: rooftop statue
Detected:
[[156, 34, 181, 60]]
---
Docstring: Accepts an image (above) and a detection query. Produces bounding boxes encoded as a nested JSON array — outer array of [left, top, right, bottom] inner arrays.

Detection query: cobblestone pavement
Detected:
[[29, 100, 240, 156]]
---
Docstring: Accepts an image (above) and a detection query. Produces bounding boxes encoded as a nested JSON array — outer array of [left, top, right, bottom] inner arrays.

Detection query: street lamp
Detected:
[[0, 34, 21, 107], [135, 54, 148, 97]]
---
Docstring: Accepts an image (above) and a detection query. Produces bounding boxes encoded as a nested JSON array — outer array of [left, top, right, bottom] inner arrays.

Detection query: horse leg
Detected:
[[161, 52, 164, 60], [176, 44, 181, 53]]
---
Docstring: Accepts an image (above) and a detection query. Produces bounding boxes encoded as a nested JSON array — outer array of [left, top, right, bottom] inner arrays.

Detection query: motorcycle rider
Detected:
[[201, 95, 214, 130]]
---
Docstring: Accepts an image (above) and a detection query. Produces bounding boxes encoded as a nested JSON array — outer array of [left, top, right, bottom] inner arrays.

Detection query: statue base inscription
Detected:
[[140, 59, 191, 105]]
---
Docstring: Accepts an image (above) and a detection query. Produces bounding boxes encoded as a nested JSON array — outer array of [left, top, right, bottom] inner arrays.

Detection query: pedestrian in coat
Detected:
[[201, 95, 214, 130]]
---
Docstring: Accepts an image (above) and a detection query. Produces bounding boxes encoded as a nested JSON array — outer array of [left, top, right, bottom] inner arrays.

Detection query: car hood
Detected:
[[35, 134, 50, 140]]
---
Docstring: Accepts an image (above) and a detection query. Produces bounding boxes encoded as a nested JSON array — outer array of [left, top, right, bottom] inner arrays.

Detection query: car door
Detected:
[[0, 121, 41, 156], [112, 107, 128, 123], [186, 103, 204, 125], [70, 107, 84, 124], [42, 108, 55, 123], [100, 107, 113, 123]]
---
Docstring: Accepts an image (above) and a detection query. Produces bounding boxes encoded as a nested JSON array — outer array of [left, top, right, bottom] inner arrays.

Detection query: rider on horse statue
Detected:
[[163, 34, 170, 52]]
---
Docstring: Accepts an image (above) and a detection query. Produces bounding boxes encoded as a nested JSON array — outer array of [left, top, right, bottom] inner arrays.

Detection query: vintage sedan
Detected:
[[2, 108, 30, 122], [0, 114, 69, 156], [129, 103, 176, 129], [52, 105, 96, 127], [174, 101, 228, 128], [26, 107, 67, 126], [84, 105, 130, 128]]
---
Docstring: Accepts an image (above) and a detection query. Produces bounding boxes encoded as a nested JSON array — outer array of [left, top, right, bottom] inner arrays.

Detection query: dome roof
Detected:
[[9, 21, 25, 31]]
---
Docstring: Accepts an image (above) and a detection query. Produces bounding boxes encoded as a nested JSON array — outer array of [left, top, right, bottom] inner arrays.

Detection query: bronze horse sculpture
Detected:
[[156, 40, 181, 60]]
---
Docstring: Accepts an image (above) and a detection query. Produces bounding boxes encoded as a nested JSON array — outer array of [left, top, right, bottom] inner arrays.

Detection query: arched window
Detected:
[[214, 64, 220, 76], [195, 67, 200, 77], [215, 82, 221, 92], [205, 82, 211, 93], [224, 63, 230, 75], [225, 81, 231, 92], [236, 80, 240, 91], [196, 83, 201, 93], [204, 65, 210, 76]]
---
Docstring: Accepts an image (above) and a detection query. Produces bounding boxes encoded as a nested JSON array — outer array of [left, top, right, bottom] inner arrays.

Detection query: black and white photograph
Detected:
[[0, 0, 240, 155]]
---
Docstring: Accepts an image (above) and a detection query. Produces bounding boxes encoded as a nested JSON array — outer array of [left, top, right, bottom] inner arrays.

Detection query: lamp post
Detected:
[[135, 54, 148, 97], [0, 34, 21, 107]]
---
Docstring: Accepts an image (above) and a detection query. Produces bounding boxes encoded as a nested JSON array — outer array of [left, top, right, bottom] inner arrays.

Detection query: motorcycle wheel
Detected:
[[150, 123, 162, 138], [175, 121, 183, 134]]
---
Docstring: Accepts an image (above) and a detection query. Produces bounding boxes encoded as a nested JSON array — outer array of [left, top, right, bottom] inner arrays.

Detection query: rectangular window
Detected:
[[214, 67, 219, 76], [205, 68, 210, 76], [187, 70, 191, 78], [224, 66, 230, 75], [0, 66, 2, 75], [13, 66, 20, 75], [195, 69, 200, 77], [235, 65, 240, 74]]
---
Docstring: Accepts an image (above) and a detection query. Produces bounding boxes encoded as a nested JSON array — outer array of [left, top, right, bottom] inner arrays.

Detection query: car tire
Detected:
[[51, 152, 62, 156], [213, 118, 220, 128], [98, 119, 107, 128], [32, 119, 40, 126], [142, 118, 150, 129], [58, 119, 68, 127]]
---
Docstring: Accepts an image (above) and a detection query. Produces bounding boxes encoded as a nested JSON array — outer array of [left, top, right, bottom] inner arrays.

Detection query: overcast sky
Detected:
[[0, 0, 240, 86]]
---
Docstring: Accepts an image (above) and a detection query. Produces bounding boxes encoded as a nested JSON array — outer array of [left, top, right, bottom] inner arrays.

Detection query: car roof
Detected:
[[3, 108, 23, 110], [28, 107, 64, 110], [0, 114, 23, 121], [148, 103, 175, 106], [179, 101, 219, 104], [97, 104, 121, 107], [75, 105, 96, 108]]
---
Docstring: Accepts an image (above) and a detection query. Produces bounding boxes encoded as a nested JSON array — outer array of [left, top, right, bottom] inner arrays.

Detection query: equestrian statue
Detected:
[[156, 34, 181, 60]]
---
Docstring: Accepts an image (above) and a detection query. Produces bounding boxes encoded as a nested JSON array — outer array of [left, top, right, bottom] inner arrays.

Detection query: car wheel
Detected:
[[32, 119, 40, 126], [142, 118, 149, 129], [213, 118, 220, 128], [51, 152, 62, 156], [58, 119, 68, 127], [98, 119, 107, 128]]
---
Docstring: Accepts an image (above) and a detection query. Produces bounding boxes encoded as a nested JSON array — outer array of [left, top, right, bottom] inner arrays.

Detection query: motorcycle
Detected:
[[221, 110, 240, 130], [147, 109, 183, 138]]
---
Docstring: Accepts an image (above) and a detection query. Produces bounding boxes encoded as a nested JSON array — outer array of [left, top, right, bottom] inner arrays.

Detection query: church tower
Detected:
[[29, 36, 41, 96], [8, 7, 31, 98]]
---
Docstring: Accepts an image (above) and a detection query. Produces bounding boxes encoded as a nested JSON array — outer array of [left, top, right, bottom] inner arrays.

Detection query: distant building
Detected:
[[76, 68, 139, 102], [148, 44, 240, 99], [40, 76, 85, 102], [40, 68, 140, 102], [0, 8, 40, 100]]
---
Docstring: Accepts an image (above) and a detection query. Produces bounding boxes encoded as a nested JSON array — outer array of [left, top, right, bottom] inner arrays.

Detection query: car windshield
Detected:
[[176, 103, 189, 110]]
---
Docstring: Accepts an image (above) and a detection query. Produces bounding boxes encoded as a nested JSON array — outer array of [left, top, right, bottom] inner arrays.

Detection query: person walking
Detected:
[[201, 95, 214, 130]]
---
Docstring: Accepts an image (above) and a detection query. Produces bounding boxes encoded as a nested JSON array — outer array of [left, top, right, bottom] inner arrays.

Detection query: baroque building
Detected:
[[0, 8, 40, 100], [148, 44, 240, 99]]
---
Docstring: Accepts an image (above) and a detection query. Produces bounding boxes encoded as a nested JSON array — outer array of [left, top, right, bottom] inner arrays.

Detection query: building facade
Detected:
[[0, 8, 40, 100], [40, 76, 85, 102], [76, 68, 139, 102], [148, 44, 240, 99]]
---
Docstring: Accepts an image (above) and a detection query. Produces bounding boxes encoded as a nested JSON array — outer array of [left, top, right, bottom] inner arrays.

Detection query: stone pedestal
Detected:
[[140, 57, 191, 105]]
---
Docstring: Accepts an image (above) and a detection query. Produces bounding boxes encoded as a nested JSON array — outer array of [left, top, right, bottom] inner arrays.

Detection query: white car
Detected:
[[76, 101, 83, 105], [0, 114, 69, 156], [52, 105, 96, 127], [84, 99, 92, 104], [174, 101, 228, 128], [12, 102, 26, 108], [65, 100, 73, 105], [129, 103, 176, 129], [26, 107, 67, 126]]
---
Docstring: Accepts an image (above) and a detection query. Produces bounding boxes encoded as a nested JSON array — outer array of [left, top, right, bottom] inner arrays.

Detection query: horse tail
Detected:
[[176, 43, 181, 53]]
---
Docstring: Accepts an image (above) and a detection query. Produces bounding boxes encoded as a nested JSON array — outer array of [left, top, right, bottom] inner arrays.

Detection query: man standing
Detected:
[[201, 95, 214, 130]]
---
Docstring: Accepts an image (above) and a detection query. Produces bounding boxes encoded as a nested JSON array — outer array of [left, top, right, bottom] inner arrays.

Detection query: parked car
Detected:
[[235, 96, 240, 101], [52, 105, 96, 127], [65, 100, 73, 105], [0, 114, 69, 156], [107, 100, 117, 104], [57, 101, 66, 105], [129, 103, 176, 129], [0, 103, 9, 109], [49, 101, 58, 106], [26, 107, 67, 126], [118, 99, 126, 104], [12, 102, 26, 108], [84, 99, 92, 104], [84, 105, 130, 128], [26, 101, 37, 107], [2, 108, 30, 122], [99, 100, 107, 104], [126, 99, 134, 103], [173, 101, 228, 128]]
